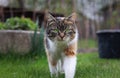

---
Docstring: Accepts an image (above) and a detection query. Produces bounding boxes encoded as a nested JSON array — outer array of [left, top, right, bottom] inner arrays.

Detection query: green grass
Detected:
[[78, 39, 97, 48], [76, 53, 120, 78], [0, 52, 120, 78]]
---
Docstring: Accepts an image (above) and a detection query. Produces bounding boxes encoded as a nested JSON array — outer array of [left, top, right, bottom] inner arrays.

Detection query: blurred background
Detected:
[[0, 0, 120, 39], [0, 0, 120, 53]]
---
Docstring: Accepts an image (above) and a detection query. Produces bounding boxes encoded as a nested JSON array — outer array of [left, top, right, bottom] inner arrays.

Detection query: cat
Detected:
[[44, 12, 78, 78]]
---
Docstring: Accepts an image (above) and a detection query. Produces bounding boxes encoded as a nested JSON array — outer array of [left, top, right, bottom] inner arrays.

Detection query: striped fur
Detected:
[[44, 13, 78, 78]]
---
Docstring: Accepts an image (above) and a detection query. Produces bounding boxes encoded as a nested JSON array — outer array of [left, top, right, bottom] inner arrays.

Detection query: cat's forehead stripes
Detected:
[[47, 20, 56, 27], [64, 20, 74, 25], [56, 19, 68, 31], [47, 17, 74, 30]]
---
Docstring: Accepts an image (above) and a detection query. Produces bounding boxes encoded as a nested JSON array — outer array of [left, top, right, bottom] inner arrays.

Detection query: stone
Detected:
[[0, 30, 40, 54]]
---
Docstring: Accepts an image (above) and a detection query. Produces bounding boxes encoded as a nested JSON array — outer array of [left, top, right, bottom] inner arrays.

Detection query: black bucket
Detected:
[[97, 30, 120, 58]]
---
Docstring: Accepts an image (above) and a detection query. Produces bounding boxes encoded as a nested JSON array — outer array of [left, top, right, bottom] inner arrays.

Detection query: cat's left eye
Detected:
[[66, 29, 73, 34], [65, 29, 69, 32]]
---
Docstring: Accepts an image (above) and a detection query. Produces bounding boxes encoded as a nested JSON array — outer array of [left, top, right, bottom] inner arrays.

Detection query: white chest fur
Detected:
[[46, 29, 78, 58], [46, 35, 78, 78], [47, 38, 68, 58]]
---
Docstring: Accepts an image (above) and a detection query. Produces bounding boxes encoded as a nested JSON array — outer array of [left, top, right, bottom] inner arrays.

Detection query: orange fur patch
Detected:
[[64, 41, 77, 57], [64, 48, 75, 56], [46, 52, 57, 66], [51, 61, 57, 66], [64, 20, 73, 25]]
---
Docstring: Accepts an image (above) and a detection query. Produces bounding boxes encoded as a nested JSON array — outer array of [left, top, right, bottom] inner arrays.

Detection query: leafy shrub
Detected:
[[0, 17, 45, 57], [4, 17, 37, 30], [0, 22, 5, 29]]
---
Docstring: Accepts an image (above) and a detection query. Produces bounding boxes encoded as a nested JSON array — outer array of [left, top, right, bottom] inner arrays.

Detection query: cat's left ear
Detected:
[[46, 12, 56, 22], [65, 12, 77, 22]]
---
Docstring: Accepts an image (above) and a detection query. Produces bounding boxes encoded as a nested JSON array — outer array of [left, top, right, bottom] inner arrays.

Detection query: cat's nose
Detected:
[[60, 33, 64, 38]]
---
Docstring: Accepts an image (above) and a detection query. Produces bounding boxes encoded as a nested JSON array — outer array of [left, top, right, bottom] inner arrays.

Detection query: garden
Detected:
[[0, 0, 120, 78], [0, 51, 120, 78]]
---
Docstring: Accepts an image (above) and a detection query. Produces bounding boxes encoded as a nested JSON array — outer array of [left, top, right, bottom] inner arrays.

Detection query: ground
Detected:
[[0, 52, 120, 78]]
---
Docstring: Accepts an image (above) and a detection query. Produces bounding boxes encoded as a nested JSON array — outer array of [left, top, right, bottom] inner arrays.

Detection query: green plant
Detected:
[[4, 17, 37, 30], [0, 22, 5, 29], [30, 24, 45, 57]]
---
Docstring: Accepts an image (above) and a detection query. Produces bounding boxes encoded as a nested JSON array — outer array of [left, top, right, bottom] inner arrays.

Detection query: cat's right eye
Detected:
[[65, 29, 69, 32], [53, 29, 59, 32]]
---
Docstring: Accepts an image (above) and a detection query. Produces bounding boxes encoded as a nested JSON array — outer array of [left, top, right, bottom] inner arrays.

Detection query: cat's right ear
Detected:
[[44, 11, 56, 28]]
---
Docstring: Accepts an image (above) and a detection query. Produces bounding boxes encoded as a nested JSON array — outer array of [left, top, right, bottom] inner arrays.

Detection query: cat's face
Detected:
[[46, 13, 77, 42]]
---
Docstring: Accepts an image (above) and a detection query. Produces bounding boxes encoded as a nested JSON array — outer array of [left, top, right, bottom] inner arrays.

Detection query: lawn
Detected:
[[0, 52, 120, 78], [78, 39, 97, 49]]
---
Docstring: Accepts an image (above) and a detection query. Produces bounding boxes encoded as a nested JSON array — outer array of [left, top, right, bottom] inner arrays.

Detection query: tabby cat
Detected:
[[44, 13, 78, 78]]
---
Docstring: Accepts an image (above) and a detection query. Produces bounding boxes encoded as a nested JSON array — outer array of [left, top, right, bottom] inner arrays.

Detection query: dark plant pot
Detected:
[[97, 30, 120, 58]]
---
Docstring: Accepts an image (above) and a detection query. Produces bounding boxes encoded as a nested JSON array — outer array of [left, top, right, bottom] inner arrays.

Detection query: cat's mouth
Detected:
[[58, 38, 64, 41], [57, 37, 70, 42], [57, 37, 65, 41]]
